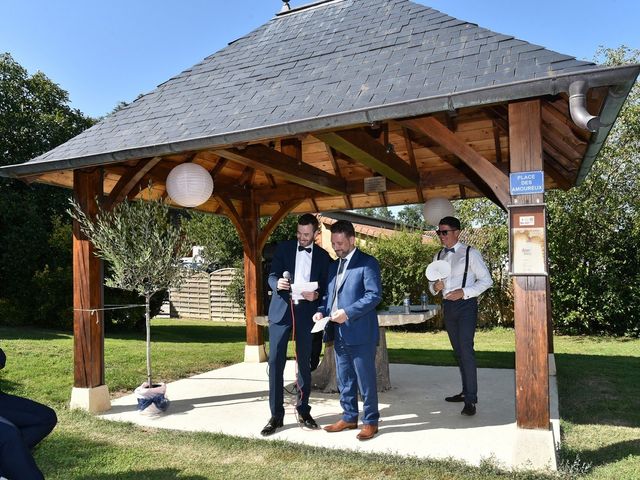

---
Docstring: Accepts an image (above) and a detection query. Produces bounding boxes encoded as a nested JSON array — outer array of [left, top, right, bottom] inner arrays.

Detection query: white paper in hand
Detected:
[[425, 260, 451, 281], [290, 281, 318, 302], [311, 316, 330, 333]]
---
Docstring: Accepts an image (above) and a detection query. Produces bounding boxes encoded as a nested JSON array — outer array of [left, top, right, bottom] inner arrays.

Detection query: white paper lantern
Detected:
[[166, 163, 213, 208], [423, 197, 455, 226]]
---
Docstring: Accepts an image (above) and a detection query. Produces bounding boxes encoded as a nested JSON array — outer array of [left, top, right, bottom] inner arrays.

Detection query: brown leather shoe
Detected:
[[323, 419, 357, 432], [356, 424, 378, 441]]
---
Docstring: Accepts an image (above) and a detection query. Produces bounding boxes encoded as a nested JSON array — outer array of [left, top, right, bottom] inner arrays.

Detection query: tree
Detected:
[[546, 47, 640, 336], [397, 204, 425, 228], [0, 53, 94, 326], [183, 212, 243, 270], [355, 207, 395, 220], [360, 230, 439, 310], [69, 193, 192, 386]]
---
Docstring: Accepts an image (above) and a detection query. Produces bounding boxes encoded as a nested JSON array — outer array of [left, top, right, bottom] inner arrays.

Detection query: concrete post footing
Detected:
[[244, 344, 267, 363], [70, 385, 111, 413]]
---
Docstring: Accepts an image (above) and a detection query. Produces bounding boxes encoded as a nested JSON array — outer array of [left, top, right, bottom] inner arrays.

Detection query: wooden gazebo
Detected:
[[2, 0, 638, 430]]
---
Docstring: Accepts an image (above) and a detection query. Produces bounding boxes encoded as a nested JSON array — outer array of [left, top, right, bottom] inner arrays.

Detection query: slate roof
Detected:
[[2, 0, 638, 177]]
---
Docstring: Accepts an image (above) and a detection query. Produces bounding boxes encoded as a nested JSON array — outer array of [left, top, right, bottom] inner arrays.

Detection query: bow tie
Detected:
[[444, 247, 456, 254], [298, 246, 311, 253]]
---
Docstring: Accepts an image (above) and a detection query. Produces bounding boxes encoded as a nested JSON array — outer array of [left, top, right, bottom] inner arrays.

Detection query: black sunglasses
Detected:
[[436, 229, 458, 236]]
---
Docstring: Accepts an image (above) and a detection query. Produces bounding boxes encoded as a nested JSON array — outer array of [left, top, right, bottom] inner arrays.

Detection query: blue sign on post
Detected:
[[509, 171, 544, 195]]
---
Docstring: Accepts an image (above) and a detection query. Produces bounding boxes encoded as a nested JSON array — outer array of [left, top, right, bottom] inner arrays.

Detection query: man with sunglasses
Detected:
[[429, 216, 492, 416]]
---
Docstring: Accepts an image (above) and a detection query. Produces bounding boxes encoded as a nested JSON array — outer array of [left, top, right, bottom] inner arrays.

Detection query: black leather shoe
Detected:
[[461, 403, 476, 416], [297, 412, 319, 429], [445, 393, 465, 402], [260, 417, 283, 436]]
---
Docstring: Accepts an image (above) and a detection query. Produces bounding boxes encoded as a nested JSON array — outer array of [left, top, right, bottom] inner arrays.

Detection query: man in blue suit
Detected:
[[1, 347, 57, 480], [313, 220, 382, 441], [260, 214, 331, 436]]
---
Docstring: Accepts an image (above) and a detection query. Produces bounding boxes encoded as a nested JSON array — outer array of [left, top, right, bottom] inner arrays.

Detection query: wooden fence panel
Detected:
[[210, 268, 245, 322], [168, 268, 245, 322], [169, 273, 211, 320]]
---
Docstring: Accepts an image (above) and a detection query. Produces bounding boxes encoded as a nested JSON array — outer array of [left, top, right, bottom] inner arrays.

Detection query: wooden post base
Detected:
[[70, 385, 111, 413], [244, 344, 267, 363]]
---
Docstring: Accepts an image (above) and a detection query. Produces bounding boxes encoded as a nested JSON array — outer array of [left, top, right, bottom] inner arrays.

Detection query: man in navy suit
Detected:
[[260, 214, 331, 436], [0, 347, 57, 480], [313, 220, 382, 441]]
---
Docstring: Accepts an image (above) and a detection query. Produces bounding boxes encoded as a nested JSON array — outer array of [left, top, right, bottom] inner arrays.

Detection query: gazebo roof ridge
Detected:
[[275, 0, 347, 17]]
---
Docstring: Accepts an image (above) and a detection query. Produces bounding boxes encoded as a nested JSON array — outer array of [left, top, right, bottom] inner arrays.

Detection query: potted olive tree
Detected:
[[69, 189, 192, 415]]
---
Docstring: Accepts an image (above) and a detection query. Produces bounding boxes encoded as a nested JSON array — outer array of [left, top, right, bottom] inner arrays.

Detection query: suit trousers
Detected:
[[268, 316, 313, 419], [333, 335, 379, 425], [443, 298, 478, 404], [0, 392, 57, 480], [309, 331, 323, 371]]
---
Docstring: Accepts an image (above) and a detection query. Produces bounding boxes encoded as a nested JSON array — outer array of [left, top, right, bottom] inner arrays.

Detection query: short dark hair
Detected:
[[438, 216, 461, 230], [330, 219, 355, 237], [298, 213, 319, 231]]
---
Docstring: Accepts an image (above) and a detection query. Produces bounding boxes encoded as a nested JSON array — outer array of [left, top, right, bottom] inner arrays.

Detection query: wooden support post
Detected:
[[509, 100, 550, 429], [70, 168, 110, 413], [242, 198, 265, 362]]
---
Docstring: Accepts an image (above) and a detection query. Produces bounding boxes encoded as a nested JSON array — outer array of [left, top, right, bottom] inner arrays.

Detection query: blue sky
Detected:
[[1, 0, 638, 118]]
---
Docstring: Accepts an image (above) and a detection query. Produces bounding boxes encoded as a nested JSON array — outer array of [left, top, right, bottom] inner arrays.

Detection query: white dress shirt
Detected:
[[428, 242, 492, 299], [294, 243, 313, 283]]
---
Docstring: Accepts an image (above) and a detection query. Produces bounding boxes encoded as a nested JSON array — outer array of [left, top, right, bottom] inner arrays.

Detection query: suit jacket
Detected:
[[267, 240, 331, 326], [320, 249, 382, 346]]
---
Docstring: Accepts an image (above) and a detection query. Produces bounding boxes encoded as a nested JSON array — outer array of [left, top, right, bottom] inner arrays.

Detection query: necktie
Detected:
[[332, 258, 346, 312], [444, 247, 455, 254], [298, 246, 311, 253]]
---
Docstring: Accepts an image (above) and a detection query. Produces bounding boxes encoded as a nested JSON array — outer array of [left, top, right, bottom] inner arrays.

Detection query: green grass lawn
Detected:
[[1, 321, 638, 479]]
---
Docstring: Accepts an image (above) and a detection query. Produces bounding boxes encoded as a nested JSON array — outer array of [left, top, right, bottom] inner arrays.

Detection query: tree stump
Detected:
[[311, 327, 391, 392]]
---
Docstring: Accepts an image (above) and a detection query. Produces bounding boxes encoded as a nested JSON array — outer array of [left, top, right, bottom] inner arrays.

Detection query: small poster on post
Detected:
[[509, 205, 547, 276]]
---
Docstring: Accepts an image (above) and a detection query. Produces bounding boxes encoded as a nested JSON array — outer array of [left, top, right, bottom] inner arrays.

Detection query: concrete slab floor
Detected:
[[100, 362, 559, 472]]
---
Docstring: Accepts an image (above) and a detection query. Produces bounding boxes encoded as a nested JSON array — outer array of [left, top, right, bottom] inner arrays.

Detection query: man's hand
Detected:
[[277, 277, 291, 291], [433, 279, 444, 293], [445, 289, 464, 301], [301, 290, 318, 301], [330, 309, 348, 324], [312, 312, 324, 322]]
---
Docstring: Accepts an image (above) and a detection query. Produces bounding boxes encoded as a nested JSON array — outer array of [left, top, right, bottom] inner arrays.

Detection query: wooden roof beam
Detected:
[[314, 128, 418, 188], [209, 158, 228, 178], [215, 195, 249, 248], [485, 106, 509, 134], [212, 183, 251, 201], [543, 152, 573, 190], [249, 163, 511, 205], [493, 126, 503, 165], [541, 102, 588, 152], [545, 98, 591, 142], [237, 166, 256, 187], [104, 156, 162, 210], [400, 117, 510, 209], [401, 126, 425, 203], [542, 139, 578, 173], [215, 144, 346, 196], [258, 200, 302, 251], [325, 143, 353, 209]]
